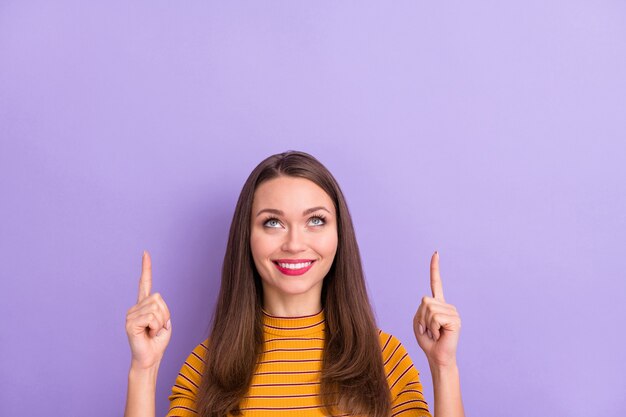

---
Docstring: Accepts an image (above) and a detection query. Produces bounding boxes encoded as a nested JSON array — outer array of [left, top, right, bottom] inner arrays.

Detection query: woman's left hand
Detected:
[[413, 251, 462, 368]]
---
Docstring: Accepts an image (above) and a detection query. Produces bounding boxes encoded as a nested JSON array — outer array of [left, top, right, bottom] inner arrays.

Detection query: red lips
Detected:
[[272, 260, 316, 276]]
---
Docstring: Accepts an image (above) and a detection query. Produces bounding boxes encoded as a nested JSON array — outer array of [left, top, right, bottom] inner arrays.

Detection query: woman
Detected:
[[125, 150, 464, 417]]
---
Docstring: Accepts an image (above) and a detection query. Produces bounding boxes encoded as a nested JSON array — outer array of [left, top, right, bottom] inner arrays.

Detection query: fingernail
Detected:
[[427, 329, 433, 339], [166, 319, 171, 330], [418, 323, 424, 335], [157, 328, 164, 337]]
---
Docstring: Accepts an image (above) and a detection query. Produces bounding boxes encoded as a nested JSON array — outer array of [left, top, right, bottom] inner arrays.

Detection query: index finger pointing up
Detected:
[[430, 251, 445, 302], [138, 250, 152, 303]]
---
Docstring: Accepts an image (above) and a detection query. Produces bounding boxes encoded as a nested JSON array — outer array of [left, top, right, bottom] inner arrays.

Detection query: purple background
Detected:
[[1, 1, 625, 416]]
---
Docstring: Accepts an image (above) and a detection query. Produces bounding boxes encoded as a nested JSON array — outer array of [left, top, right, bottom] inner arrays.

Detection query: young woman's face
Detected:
[[250, 176, 338, 310]]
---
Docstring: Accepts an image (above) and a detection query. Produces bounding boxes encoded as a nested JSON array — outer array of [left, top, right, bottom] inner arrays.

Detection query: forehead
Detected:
[[252, 176, 334, 212]]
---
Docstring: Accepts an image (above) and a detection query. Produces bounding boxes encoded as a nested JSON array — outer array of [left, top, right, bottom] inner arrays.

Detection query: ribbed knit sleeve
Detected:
[[379, 331, 432, 417], [165, 340, 208, 417]]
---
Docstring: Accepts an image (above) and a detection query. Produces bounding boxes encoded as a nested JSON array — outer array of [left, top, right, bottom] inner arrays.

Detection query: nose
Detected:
[[281, 226, 307, 253]]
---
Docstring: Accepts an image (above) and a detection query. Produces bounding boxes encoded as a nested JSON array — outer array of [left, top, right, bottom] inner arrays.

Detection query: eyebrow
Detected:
[[256, 206, 332, 217]]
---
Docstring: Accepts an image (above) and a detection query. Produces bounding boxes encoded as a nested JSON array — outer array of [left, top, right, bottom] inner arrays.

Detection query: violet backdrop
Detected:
[[1, 1, 625, 416]]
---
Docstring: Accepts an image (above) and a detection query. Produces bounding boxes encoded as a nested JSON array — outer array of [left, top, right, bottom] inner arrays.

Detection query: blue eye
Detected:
[[263, 217, 281, 228], [309, 216, 326, 226], [262, 215, 327, 228]]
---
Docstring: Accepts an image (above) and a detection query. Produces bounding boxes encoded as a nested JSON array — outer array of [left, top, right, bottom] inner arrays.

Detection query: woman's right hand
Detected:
[[125, 251, 172, 370]]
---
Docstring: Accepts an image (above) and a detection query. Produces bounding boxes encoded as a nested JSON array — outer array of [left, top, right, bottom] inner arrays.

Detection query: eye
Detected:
[[262, 214, 327, 228], [263, 216, 281, 228], [309, 215, 326, 226]]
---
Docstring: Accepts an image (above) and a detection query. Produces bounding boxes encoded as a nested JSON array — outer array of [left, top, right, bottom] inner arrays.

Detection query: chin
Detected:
[[268, 278, 324, 296]]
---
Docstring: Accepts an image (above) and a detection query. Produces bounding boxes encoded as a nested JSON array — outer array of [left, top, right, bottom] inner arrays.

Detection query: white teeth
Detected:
[[278, 261, 312, 269]]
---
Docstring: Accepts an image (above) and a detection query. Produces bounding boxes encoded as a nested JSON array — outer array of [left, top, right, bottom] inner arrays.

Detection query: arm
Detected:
[[124, 251, 173, 417], [429, 361, 464, 417], [124, 363, 160, 417], [413, 251, 465, 417]]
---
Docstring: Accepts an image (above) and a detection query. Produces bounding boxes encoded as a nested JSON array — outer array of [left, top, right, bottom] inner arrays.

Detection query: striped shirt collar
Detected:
[[261, 308, 326, 336]]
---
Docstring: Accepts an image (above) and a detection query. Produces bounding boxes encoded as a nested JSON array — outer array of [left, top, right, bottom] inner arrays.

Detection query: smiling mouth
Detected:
[[272, 260, 316, 275], [273, 260, 315, 269]]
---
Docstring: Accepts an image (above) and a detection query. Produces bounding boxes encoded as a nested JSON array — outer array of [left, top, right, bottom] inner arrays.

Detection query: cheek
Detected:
[[249, 233, 265, 260], [250, 232, 275, 259], [315, 233, 338, 256]]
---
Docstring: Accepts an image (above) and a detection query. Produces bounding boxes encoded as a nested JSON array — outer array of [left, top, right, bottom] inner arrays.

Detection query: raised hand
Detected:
[[125, 251, 172, 370], [413, 251, 461, 367]]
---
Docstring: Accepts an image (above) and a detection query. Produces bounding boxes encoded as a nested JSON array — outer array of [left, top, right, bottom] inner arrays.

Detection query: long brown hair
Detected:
[[196, 150, 391, 417]]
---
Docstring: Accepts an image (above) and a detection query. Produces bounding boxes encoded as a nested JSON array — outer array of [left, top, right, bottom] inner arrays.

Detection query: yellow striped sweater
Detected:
[[167, 309, 431, 416]]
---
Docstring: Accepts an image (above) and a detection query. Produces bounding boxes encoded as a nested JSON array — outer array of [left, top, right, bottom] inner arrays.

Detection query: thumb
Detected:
[[156, 319, 172, 338], [415, 328, 434, 350]]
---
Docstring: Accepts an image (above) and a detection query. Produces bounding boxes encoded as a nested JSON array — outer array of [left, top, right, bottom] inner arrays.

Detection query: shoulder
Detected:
[[377, 329, 421, 390], [167, 339, 210, 416], [377, 329, 409, 363], [180, 338, 209, 371], [376, 330, 431, 415], [189, 338, 210, 373], [190, 338, 210, 361], [173, 339, 210, 391]]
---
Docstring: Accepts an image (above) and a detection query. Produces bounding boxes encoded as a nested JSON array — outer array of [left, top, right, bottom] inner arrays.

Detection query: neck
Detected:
[[262, 292, 323, 317]]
